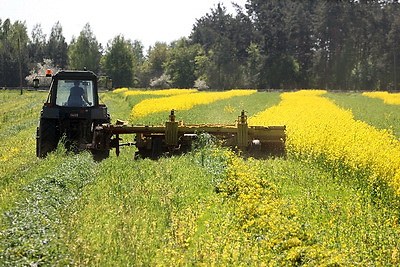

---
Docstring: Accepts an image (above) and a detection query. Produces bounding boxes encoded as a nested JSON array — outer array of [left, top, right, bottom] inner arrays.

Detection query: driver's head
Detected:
[[74, 81, 80, 86]]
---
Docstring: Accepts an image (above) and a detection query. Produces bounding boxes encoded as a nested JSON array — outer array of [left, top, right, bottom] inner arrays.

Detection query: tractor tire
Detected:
[[91, 149, 110, 162], [36, 119, 60, 158]]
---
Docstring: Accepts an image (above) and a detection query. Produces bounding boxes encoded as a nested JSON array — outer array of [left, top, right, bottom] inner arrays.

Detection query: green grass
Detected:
[[99, 92, 165, 122], [132, 91, 282, 125], [0, 90, 47, 222], [1, 90, 400, 265], [63, 149, 217, 265], [264, 158, 400, 264], [326, 92, 400, 138], [0, 147, 96, 266]]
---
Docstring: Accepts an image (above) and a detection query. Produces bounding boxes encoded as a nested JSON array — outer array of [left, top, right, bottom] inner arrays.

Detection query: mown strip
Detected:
[[131, 91, 281, 125], [0, 150, 96, 266], [326, 92, 400, 138], [175, 91, 282, 124], [0, 91, 47, 219]]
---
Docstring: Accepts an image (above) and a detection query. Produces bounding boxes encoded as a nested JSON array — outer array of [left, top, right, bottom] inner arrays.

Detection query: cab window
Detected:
[[56, 80, 94, 107]]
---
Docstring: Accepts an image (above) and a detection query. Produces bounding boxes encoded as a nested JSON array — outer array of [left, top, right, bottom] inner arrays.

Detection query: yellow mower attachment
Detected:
[[91, 110, 286, 159]]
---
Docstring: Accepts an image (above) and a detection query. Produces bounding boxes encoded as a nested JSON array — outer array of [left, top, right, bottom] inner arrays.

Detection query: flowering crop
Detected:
[[130, 90, 256, 120], [189, 146, 345, 265], [112, 88, 129, 94], [123, 88, 197, 97], [249, 90, 400, 197], [363, 91, 400, 105], [2, 90, 399, 265], [113, 88, 197, 96]]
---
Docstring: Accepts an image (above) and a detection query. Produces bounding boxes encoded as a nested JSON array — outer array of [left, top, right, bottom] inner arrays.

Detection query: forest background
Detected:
[[1, 0, 400, 91]]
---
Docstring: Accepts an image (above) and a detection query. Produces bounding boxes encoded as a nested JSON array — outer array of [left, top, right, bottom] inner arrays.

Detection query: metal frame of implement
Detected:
[[91, 110, 286, 158]]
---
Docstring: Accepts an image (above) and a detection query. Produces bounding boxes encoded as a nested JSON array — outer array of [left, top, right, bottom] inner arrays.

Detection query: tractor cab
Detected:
[[45, 71, 99, 108]]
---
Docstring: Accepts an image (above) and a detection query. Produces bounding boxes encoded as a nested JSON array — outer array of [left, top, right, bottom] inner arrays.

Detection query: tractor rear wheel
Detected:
[[36, 119, 60, 158]]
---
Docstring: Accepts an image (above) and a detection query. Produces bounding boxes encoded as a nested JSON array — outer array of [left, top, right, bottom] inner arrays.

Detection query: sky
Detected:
[[1, 0, 247, 50]]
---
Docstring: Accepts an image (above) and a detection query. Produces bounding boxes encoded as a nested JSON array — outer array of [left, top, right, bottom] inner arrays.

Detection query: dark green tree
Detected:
[[383, 3, 400, 91], [103, 35, 134, 88], [191, 3, 252, 89], [68, 23, 102, 72], [29, 24, 46, 64], [285, 1, 317, 88], [246, 0, 299, 88], [47, 22, 68, 68], [129, 40, 145, 87], [245, 42, 262, 88], [312, 1, 352, 90], [164, 38, 200, 88], [0, 19, 29, 87], [141, 42, 169, 87]]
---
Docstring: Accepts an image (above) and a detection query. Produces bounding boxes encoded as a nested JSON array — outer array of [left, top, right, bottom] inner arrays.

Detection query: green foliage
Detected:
[[47, 22, 68, 69], [2, 90, 400, 265], [68, 23, 101, 72], [164, 38, 200, 88], [141, 42, 168, 86], [103, 35, 134, 88], [0, 19, 30, 87], [191, 4, 251, 89], [0, 150, 96, 266], [326, 92, 400, 138]]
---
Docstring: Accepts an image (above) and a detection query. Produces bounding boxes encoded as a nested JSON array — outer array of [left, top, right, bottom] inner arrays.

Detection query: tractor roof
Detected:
[[54, 70, 97, 80]]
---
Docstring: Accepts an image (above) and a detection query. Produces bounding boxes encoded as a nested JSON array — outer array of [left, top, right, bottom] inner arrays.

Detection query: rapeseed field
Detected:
[[1, 89, 399, 265]]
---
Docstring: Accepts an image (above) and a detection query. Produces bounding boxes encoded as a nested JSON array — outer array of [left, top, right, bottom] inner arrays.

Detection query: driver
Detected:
[[67, 81, 90, 106]]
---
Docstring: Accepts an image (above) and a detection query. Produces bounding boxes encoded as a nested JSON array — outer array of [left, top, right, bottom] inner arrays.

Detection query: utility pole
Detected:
[[394, 50, 397, 92], [18, 37, 23, 95]]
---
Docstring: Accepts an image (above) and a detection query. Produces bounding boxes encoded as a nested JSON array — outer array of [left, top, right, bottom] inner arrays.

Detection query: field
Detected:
[[1, 89, 400, 265]]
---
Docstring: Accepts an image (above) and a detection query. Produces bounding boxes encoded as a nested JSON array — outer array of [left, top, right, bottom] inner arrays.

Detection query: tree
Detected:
[[29, 24, 46, 64], [164, 38, 200, 88], [130, 40, 145, 87], [191, 3, 251, 89], [285, 1, 317, 88], [141, 42, 169, 87], [245, 42, 262, 88], [68, 23, 102, 72], [246, 0, 298, 88], [47, 22, 68, 68], [103, 35, 134, 88], [312, 1, 351, 90], [0, 19, 29, 87]]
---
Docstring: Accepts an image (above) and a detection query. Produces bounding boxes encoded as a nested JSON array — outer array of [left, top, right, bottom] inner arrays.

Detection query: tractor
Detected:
[[35, 70, 111, 160], [36, 70, 286, 160]]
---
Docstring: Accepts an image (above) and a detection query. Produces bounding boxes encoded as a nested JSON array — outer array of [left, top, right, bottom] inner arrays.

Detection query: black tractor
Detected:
[[35, 70, 111, 160]]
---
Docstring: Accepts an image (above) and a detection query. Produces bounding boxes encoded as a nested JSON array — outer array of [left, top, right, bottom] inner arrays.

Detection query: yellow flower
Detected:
[[130, 90, 256, 120], [249, 89, 400, 198], [363, 91, 400, 105], [112, 88, 129, 93], [123, 88, 197, 97]]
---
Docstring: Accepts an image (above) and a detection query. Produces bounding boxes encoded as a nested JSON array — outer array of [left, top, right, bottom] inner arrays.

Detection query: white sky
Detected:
[[1, 0, 247, 50]]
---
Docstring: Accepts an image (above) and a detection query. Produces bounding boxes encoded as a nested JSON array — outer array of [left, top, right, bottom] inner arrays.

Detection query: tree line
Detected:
[[1, 0, 400, 91]]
